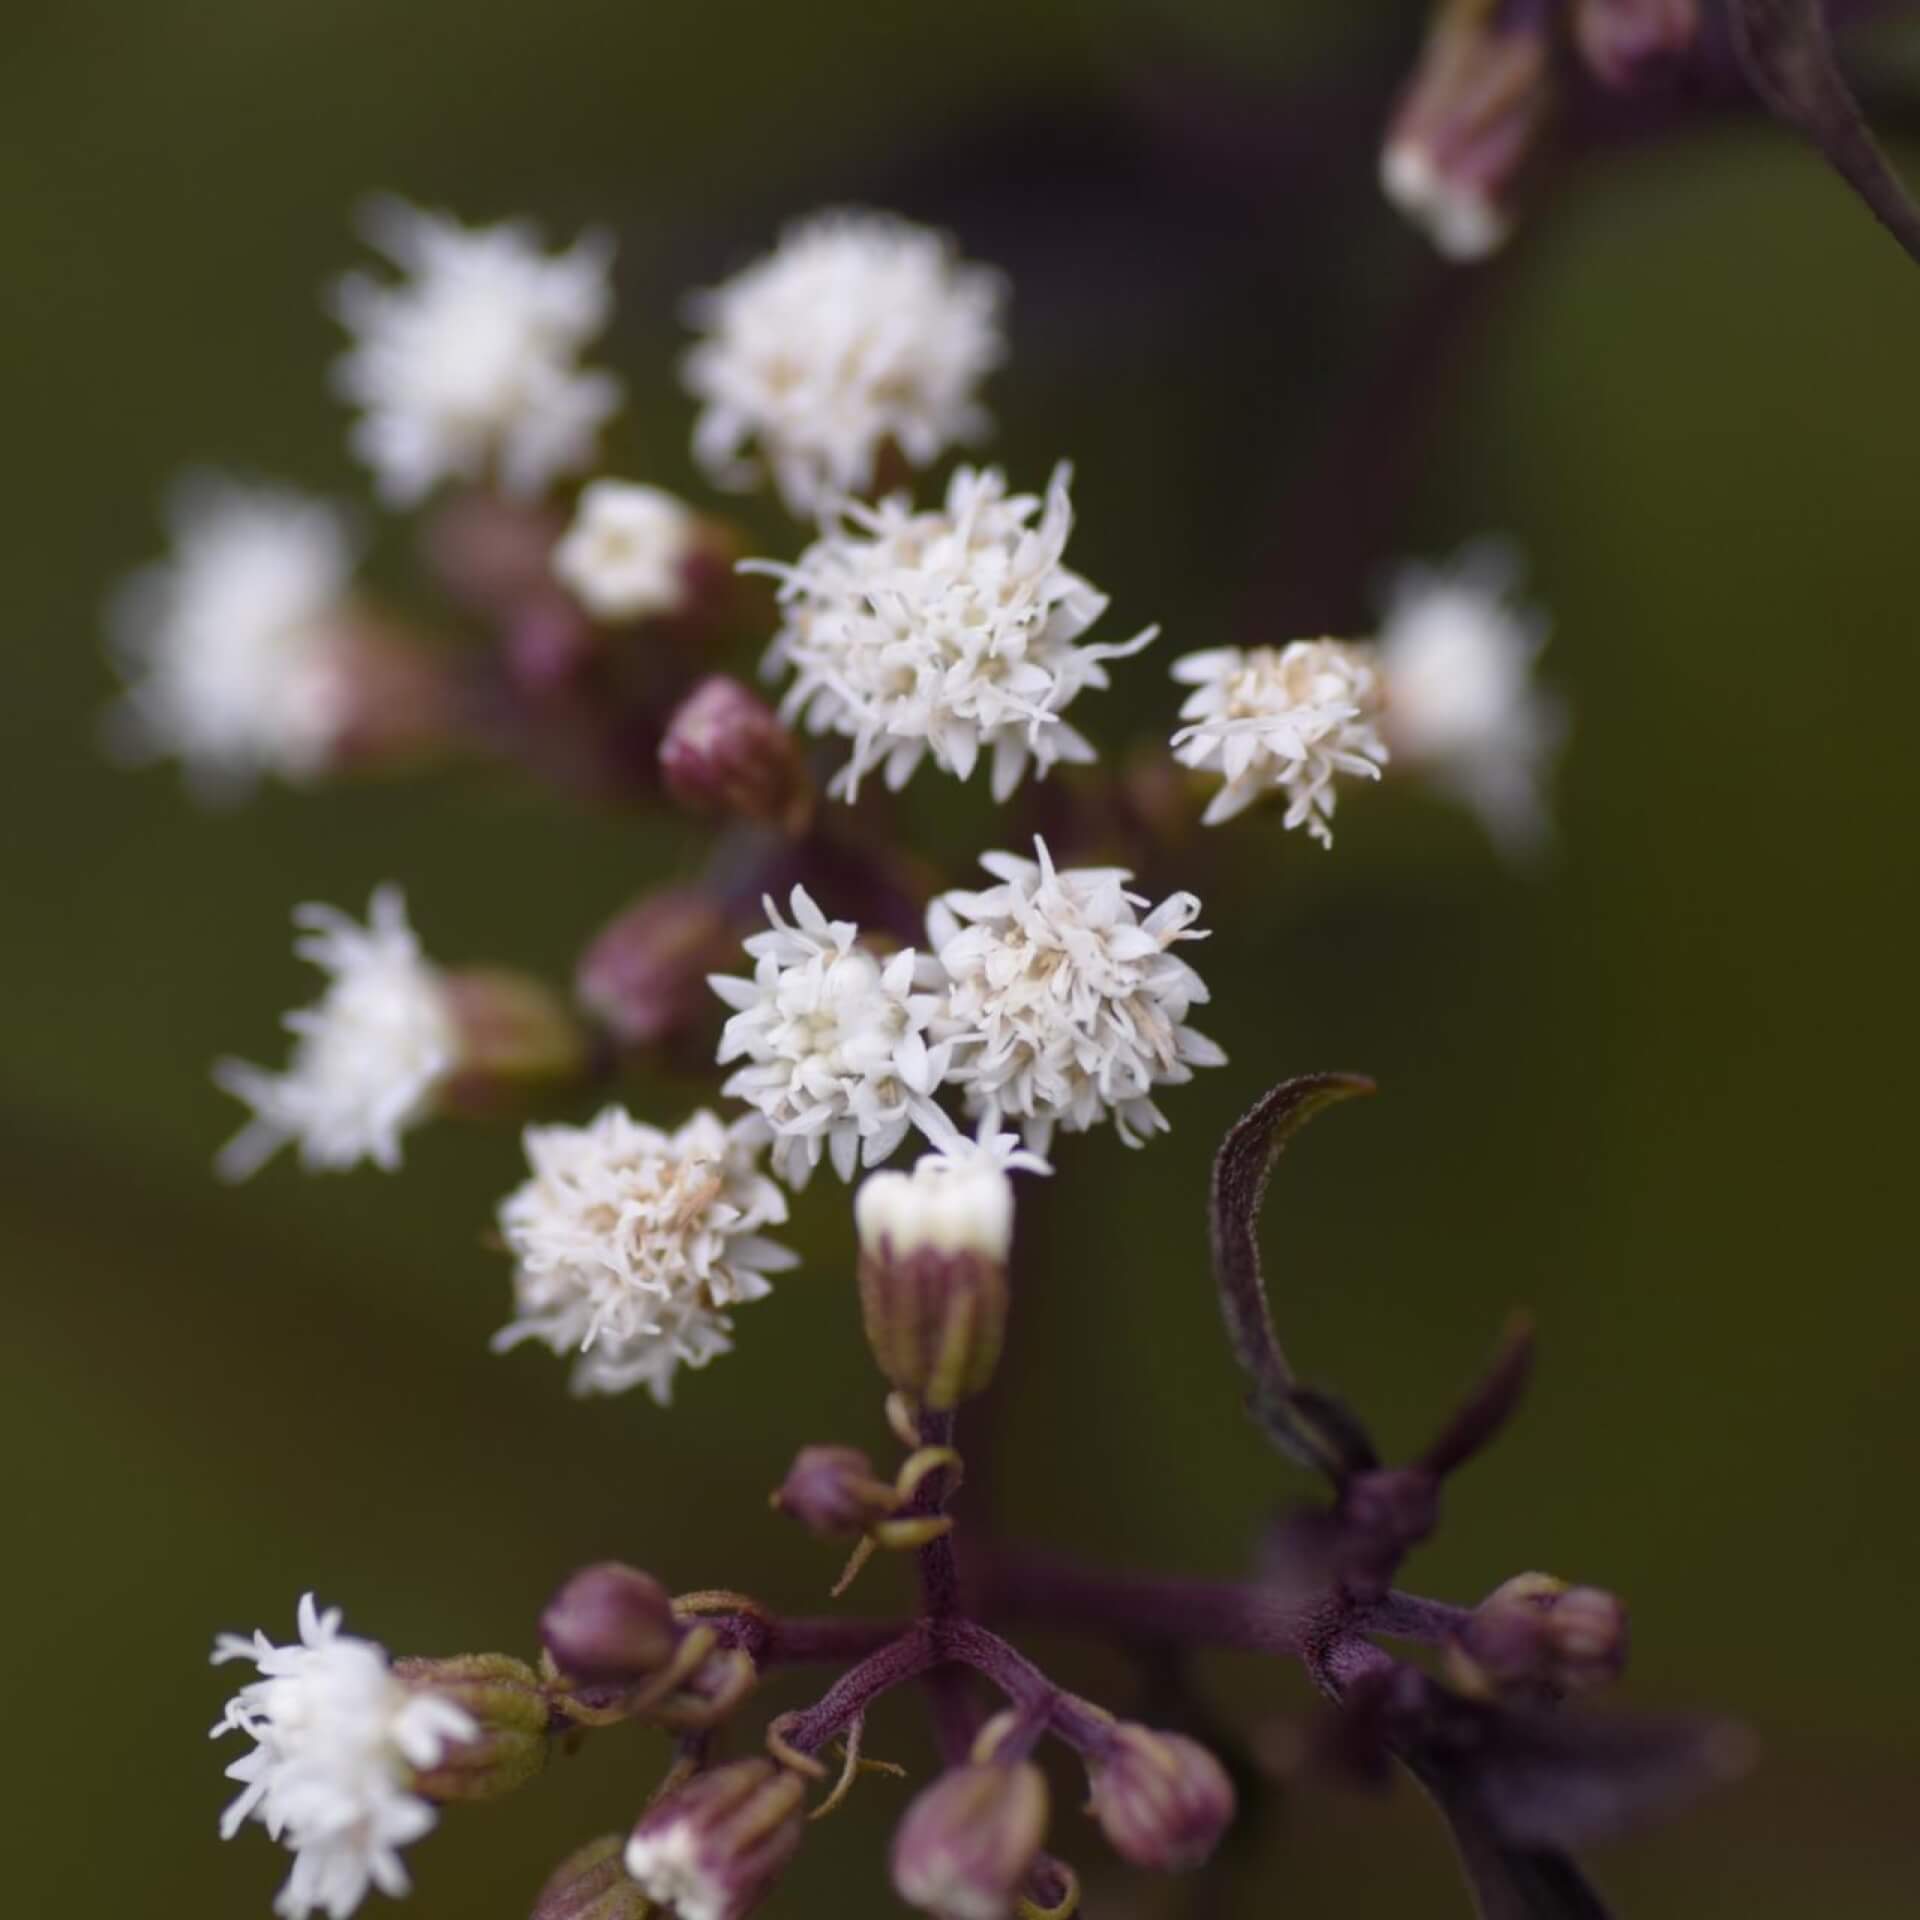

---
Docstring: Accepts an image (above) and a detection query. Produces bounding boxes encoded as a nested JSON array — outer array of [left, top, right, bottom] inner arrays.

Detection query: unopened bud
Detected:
[[773, 1445, 899, 1538], [532, 1834, 653, 1920], [1085, 1724, 1236, 1872], [424, 493, 569, 615], [892, 1763, 1050, 1920], [660, 676, 812, 834], [543, 1563, 681, 1686], [325, 611, 461, 772], [576, 889, 737, 1052], [625, 1758, 806, 1920], [856, 1154, 1015, 1410], [391, 1653, 549, 1802], [1447, 1571, 1629, 1702], [1572, 0, 1699, 93], [439, 968, 592, 1113], [1381, 0, 1554, 261]]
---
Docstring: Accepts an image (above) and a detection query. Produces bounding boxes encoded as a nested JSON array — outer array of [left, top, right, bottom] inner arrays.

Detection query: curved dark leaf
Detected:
[[1728, 0, 1920, 265], [1420, 1313, 1537, 1478], [1208, 1073, 1378, 1482]]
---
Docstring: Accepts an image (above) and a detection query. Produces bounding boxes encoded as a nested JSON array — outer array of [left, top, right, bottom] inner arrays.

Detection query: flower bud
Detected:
[[390, 1653, 549, 1802], [439, 968, 592, 1113], [1380, 0, 1554, 261], [1446, 1571, 1630, 1703], [773, 1444, 900, 1538], [856, 1154, 1015, 1410], [576, 889, 737, 1052], [892, 1763, 1050, 1920], [1572, 0, 1699, 93], [325, 610, 462, 772], [532, 1835, 654, 1920], [424, 492, 570, 616], [625, 1759, 806, 1920], [542, 1563, 682, 1686], [1085, 1724, 1237, 1872], [660, 675, 813, 833]]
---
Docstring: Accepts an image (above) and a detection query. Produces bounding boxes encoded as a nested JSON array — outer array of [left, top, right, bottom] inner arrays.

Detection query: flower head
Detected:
[[332, 199, 620, 505], [624, 1759, 806, 1920], [1171, 639, 1388, 844], [493, 1107, 796, 1403], [892, 1762, 1050, 1920], [1378, 545, 1562, 854], [754, 465, 1154, 802], [928, 841, 1224, 1153], [684, 209, 1005, 515], [710, 888, 955, 1187], [107, 476, 361, 793], [211, 1594, 477, 1920], [216, 887, 456, 1180], [553, 481, 702, 623]]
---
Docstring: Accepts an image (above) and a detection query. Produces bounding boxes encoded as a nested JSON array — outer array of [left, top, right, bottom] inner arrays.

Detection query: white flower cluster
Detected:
[[711, 848, 1223, 1175], [552, 480, 702, 624], [684, 209, 1005, 515], [1379, 545, 1562, 853], [332, 199, 620, 505], [753, 464, 1155, 802], [216, 888, 456, 1180], [492, 1106, 796, 1403], [1171, 640, 1388, 844], [212, 1595, 474, 1920], [107, 477, 360, 793]]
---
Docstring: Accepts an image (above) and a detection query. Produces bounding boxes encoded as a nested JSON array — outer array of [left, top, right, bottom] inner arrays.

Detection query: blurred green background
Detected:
[[6, 2, 1919, 1915]]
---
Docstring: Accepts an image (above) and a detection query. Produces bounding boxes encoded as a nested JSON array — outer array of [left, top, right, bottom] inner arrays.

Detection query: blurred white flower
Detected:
[[753, 464, 1154, 802], [492, 1106, 797, 1402], [683, 209, 1005, 515], [928, 839, 1224, 1153], [332, 199, 620, 505], [216, 887, 456, 1179], [1379, 543, 1563, 855], [1379, 143, 1508, 263], [211, 1594, 474, 1920], [710, 887, 954, 1188], [552, 480, 701, 623], [106, 476, 359, 794], [1171, 639, 1388, 845]]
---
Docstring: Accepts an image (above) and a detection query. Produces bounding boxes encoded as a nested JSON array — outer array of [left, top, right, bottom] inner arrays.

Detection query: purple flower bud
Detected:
[[531, 1835, 653, 1920], [1572, 0, 1700, 93], [1447, 1572, 1629, 1703], [660, 675, 812, 833], [625, 1758, 806, 1920], [542, 1563, 682, 1686], [576, 889, 736, 1052], [892, 1762, 1050, 1920], [1085, 1724, 1237, 1871], [856, 1155, 1015, 1409], [773, 1444, 899, 1538], [438, 968, 592, 1114], [1380, 3, 1555, 261], [390, 1652, 549, 1802]]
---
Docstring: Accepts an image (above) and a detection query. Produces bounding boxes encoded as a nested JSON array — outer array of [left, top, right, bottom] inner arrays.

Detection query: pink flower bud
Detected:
[[438, 968, 592, 1114], [1572, 0, 1700, 93], [542, 1563, 682, 1686], [773, 1445, 899, 1538], [625, 1759, 806, 1920], [1447, 1571, 1630, 1702], [576, 889, 736, 1052], [892, 1763, 1050, 1920], [1085, 1724, 1237, 1871], [660, 675, 812, 833], [531, 1835, 653, 1920]]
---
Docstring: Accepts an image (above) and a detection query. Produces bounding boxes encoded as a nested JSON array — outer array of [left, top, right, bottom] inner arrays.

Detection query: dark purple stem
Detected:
[[702, 1610, 903, 1667], [779, 1630, 938, 1755], [914, 1408, 963, 1619]]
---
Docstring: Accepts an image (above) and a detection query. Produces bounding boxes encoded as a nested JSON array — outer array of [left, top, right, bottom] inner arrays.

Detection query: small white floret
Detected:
[[683, 209, 1005, 515], [492, 1107, 796, 1403], [331, 198, 621, 505], [553, 481, 702, 622], [1171, 639, 1388, 845], [625, 1820, 728, 1920], [215, 887, 456, 1179], [1381, 142, 1509, 262], [752, 464, 1154, 802], [211, 1593, 474, 1920]]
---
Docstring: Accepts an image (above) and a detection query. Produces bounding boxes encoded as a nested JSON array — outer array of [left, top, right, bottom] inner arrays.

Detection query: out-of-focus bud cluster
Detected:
[[437, 968, 594, 1114], [1571, 0, 1700, 94], [1083, 1721, 1237, 1871], [1446, 1571, 1629, 1704], [1381, 0, 1555, 262], [540, 1562, 757, 1732], [856, 1152, 1016, 1410], [575, 887, 739, 1055], [660, 675, 814, 834], [531, 1835, 654, 1920], [625, 1758, 807, 1920], [892, 1761, 1050, 1920], [389, 1653, 551, 1802]]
